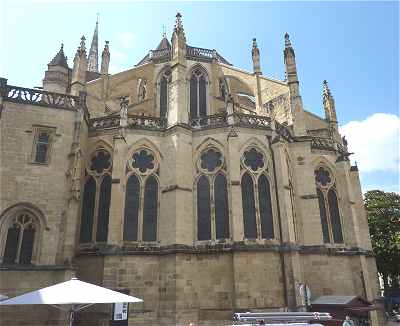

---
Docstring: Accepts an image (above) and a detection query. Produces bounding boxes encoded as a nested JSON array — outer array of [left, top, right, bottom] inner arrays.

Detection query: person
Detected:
[[259, 320, 265, 325], [342, 315, 354, 326]]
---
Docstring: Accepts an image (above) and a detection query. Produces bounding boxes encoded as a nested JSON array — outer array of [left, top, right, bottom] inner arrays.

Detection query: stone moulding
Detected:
[[75, 242, 374, 257]]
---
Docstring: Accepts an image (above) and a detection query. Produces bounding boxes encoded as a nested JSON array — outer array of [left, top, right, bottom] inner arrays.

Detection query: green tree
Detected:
[[364, 190, 400, 290]]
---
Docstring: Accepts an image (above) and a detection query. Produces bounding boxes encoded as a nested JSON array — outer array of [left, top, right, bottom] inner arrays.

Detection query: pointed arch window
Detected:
[[124, 148, 159, 242], [79, 149, 113, 244], [189, 68, 208, 119], [159, 68, 171, 119], [315, 167, 343, 244], [196, 148, 230, 241], [241, 148, 275, 240], [1, 210, 41, 265]]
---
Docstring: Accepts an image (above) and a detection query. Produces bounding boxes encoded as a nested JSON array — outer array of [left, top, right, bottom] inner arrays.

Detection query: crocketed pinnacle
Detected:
[[323, 80, 332, 98], [174, 12, 184, 33]]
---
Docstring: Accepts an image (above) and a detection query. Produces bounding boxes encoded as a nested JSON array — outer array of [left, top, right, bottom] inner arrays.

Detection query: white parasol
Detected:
[[0, 277, 142, 326]]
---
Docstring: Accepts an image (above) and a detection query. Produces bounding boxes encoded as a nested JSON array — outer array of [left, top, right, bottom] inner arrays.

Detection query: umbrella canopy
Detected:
[[0, 277, 142, 305]]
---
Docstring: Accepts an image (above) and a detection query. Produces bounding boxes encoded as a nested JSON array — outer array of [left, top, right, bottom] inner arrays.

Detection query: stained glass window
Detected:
[[328, 189, 343, 243], [244, 148, 264, 172], [214, 173, 230, 239], [317, 188, 330, 243], [200, 149, 222, 172], [132, 150, 155, 173], [189, 68, 207, 119], [123, 175, 140, 241], [242, 173, 257, 239], [79, 176, 96, 243], [258, 175, 274, 239], [143, 176, 158, 241], [96, 175, 112, 242], [90, 150, 111, 174], [197, 175, 211, 240]]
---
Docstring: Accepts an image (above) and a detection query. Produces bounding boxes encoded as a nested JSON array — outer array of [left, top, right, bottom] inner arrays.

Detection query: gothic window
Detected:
[[189, 68, 208, 119], [159, 68, 171, 119], [124, 148, 159, 242], [2, 212, 39, 265], [241, 147, 275, 240], [196, 147, 229, 241], [79, 148, 113, 244], [31, 126, 55, 164], [315, 167, 344, 244]]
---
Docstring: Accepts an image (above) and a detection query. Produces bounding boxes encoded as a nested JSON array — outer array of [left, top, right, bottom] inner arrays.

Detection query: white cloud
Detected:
[[110, 48, 127, 62], [340, 113, 400, 173], [109, 64, 122, 74], [118, 32, 135, 49]]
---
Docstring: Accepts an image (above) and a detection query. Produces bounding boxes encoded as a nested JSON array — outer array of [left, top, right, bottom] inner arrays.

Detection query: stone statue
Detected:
[[120, 96, 129, 127]]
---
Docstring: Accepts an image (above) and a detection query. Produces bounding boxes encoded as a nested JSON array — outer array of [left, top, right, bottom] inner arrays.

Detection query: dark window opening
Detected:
[[328, 189, 343, 243], [317, 188, 331, 243], [214, 174, 230, 239], [96, 175, 112, 242], [258, 175, 274, 239], [35, 131, 50, 163], [143, 175, 158, 241], [242, 173, 257, 239], [197, 175, 211, 240], [123, 175, 140, 241], [79, 176, 96, 243]]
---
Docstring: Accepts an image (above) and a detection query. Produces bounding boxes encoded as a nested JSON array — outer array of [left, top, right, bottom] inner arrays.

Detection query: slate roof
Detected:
[[49, 45, 68, 68]]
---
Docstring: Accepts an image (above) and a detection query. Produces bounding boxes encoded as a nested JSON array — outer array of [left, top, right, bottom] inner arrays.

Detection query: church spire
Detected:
[[171, 12, 186, 62], [87, 18, 99, 73], [322, 80, 338, 133]]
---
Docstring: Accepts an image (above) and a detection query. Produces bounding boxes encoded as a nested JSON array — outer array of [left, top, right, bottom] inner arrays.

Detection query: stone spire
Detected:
[[87, 19, 99, 72], [71, 36, 88, 95], [252, 38, 262, 75], [100, 41, 110, 75], [171, 12, 187, 62], [283, 33, 306, 136]]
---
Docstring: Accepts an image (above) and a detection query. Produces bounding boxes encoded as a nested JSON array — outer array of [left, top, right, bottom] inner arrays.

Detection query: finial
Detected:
[[284, 33, 291, 48], [80, 35, 86, 51], [162, 25, 166, 38], [323, 80, 331, 97], [252, 38, 258, 48], [61, 43, 64, 50], [96, 12, 99, 24], [174, 12, 183, 32]]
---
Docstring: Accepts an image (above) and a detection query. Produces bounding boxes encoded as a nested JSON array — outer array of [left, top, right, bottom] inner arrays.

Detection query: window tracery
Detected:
[[0, 209, 41, 265], [241, 147, 274, 239], [124, 148, 159, 242], [196, 147, 229, 241], [315, 166, 343, 244], [79, 148, 113, 244]]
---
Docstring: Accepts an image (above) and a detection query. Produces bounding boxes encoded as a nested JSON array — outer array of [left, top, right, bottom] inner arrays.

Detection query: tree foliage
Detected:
[[364, 190, 400, 289]]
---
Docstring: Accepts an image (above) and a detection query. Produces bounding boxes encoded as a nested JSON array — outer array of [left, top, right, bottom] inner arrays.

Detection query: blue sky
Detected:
[[1, 1, 399, 193]]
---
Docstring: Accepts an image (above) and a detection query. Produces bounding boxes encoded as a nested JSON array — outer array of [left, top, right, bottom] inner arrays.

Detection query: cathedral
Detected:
[[0, 13, 381, 326]]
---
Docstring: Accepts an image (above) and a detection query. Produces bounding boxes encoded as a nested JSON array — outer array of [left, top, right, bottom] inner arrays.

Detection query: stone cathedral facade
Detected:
[[0, 13, 381, 326]]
